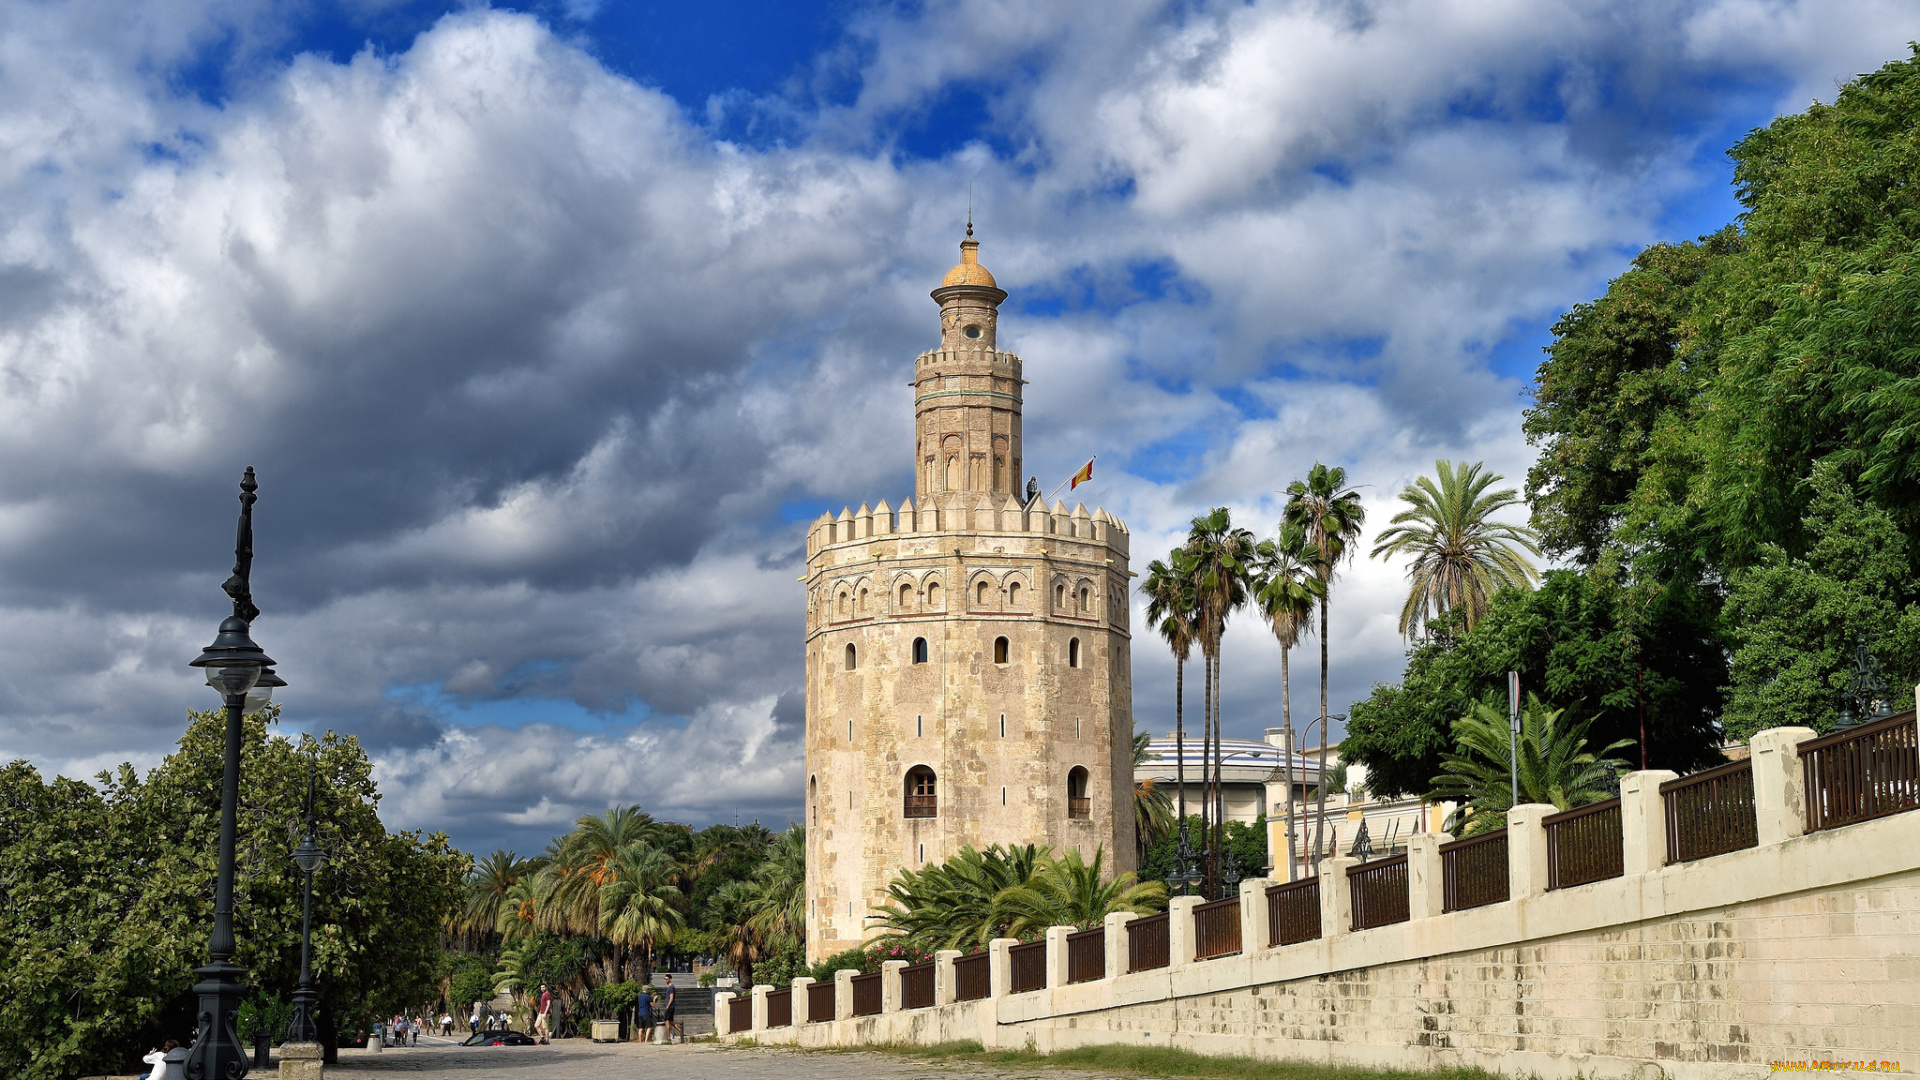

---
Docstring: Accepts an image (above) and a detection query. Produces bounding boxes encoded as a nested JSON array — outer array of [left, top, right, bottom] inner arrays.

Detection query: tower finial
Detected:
[[967, 182, 973, 238]]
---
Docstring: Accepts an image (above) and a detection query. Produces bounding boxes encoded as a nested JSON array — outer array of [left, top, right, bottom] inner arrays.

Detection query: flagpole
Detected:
[[1039, 456, 1096, 506]]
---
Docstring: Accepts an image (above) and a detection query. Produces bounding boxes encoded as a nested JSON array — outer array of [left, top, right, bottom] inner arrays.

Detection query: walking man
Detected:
[[534, 985, 552, 1041], [659, 976, 680, 1044]]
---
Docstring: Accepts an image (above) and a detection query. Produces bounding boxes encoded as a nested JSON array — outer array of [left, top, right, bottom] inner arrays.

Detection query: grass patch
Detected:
[[863, 1040, 1504, 1080]]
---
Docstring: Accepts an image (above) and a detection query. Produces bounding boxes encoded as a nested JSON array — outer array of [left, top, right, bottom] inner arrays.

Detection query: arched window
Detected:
[[946, 456, 959, 490], [1079, 586, 1091, 612], [845, 643, 857, 671], [1067, 766, 1090, 819], [1008, 581, 1022, 607], [838, 591, 849, 617], [859, 587, 870, 614], [976, 580, 990, 606], [899, 583, 913, 610], [926, 581, 942, 608], [904, 766, 937, 818], [1068, 638, 1080, 668], [912, 637, 928, 664], [1055, 584, 1066, 608], [994, 636, 1009, 664]]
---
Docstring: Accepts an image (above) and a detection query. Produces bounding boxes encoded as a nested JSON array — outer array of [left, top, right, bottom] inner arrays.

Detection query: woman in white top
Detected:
[[141, 1041, 187, 1080]]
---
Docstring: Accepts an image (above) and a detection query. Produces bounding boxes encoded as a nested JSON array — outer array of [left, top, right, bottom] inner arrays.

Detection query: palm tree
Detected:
[[550, 805, 666, 936], [1430, 695, 1634, 836], [1183, 507, 1255, 895], [1142, 551, 1199, 842], [870, 844, 1048, 951], [460, 850, 532, 941], [1132, 730, 1174, 863], [710, 880, 767, 989], [1251, 525, 1324, 881], [597, 842, 687, 982], [1370, 460, 1542, 640], [746, 824, 807, 953], [992, 847, 1168, 938], [1282, 463, 1366, 869]]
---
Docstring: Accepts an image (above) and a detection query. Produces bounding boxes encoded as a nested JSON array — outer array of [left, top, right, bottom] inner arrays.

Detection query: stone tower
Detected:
[[801, 229, 1136, 962]]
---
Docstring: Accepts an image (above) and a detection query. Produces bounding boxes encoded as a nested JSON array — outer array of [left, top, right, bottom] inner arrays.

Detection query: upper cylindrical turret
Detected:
[[916, 226, 1022, 503]]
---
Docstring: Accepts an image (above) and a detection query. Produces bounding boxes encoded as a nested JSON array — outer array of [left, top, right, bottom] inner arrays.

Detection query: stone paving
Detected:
[[320, 1039, 1113, 1080]]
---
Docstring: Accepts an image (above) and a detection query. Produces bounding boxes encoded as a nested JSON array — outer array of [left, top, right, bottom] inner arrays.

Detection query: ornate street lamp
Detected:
[[186, 468, 278, 1080], [286, 750, 328, 1045], [1164, 825, 1203, 896], [1835, 635, 1894, 732]]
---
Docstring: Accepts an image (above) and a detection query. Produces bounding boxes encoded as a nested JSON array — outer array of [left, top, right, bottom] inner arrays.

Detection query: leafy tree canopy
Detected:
[[0, 710, 466, 1080], [1342, 570, 1723, 798]]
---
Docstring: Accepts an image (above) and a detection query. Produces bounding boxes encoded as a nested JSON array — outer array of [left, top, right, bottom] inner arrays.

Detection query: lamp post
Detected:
[[186, 468, 278, 1080], [287, 750, 328, 1045]]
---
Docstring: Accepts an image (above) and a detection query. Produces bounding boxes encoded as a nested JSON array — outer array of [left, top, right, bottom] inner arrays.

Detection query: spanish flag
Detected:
[[1069, 457, 1095, 490]]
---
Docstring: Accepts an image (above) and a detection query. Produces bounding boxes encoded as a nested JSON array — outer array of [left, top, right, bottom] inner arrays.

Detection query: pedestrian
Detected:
[[140, 1040, 184, 1080], [534, 984, 552, 1041], [634, 985, 653, 1044], [470, 1005, 480, 1034], [441, 1012, 453, 1037], [659, 975, 680, 1044]]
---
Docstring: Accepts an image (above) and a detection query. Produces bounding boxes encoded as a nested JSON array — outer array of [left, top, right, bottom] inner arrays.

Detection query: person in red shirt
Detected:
[[535, 985, 552, 1041]]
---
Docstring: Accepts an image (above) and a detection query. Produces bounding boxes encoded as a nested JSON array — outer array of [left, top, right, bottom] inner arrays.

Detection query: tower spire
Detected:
[[967, 183, 973, 238]]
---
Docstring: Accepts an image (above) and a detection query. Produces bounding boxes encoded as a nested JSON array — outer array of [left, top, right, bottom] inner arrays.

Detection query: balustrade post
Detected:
[[1319, 856, 1356, 935], [880, 960, 907, 1013], [1620, 770, 1679, 874], [1406, 834, 1443, 919], [833, 969, 857, 1021], [1167, 896, 1202, 965], [1239, 877, 1272, 952], [1102, 911, 1136, 979], [987, 938, 1018, 998], [750, 984, 770, 1030], [714, 991, 735, 1036], [791, 978, 815, 1022], [1751, 726, 1817, 846], [1044, 926, 1072, 988], [933, 951, 961, 1005], [1507, 804, 1555, 898]]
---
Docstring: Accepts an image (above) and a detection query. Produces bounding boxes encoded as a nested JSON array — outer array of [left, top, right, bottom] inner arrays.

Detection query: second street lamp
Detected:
[[287, 750, 328, 1046], [186, 467, 277, 1080]]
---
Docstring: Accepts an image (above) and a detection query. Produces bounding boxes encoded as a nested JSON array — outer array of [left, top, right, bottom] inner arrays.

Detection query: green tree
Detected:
[[1430, 696, 1634, 836], [1371, 460, 1541, 640], [1131, 730, 1174, 863], [597, 842, 687, 982], [0, 712, 466, 1079], [991, 848, 1166, 937], [1721, 464, 1920, 740], [1183, 508, 1256, 882], [1142, 549, 1200, 824], [1342, 570, 1724, 797], [1283, 462, 1367, 859], [1251, 524, 1323, 879], [868, 844, 1048, 951], [745, 824, 806, 955]]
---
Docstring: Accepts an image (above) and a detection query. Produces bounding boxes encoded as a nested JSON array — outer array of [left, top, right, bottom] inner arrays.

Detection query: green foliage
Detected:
[[494, 935, 588, 998], [1342, 570, 1724, 797], [0, 710, 466, 1080], [1721, 464, 1920, 740], [754, 938, 808, 986], [1139, 816, 1267, 890], [446, 955, 495, 1013], [1370, 460, 1541, 640], [991, 848, 1166, 937], [868, 844, 1045, 951], [1429, 696, 1634, 836], [587, 980, 641, 1019]]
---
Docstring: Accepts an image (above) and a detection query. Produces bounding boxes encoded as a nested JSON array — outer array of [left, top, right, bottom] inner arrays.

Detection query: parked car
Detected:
[[461, 1031, 538, 1047]]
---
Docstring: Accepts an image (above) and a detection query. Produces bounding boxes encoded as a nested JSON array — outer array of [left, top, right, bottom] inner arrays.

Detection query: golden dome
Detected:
[[940, 235, 997, 289]]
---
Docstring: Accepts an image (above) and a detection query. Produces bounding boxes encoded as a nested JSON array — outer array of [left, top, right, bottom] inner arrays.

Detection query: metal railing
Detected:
[[901, 962, 935, 1009], [1127, 912, 1170, 972], [1068, 796, 1091, 820], [727, 994, 751, 1032], [1066, 927, 1104, 983], [1661, 759, 1758, 863], [766, 987, 791, 1028], [1440, 829, 1509, 912], [954, 951, 990, 1001], [1348, 855, 1409, 931], [1266, 877, 1321, 946], [1801, 710, 1920, 833], [1193, 896, 1242, 959], [904, 794, 937, 819], [1009, 939, 1047, 993], [850, 971, 882, 1016], [807, 980, 835, 1022], [1545, 797, 1623, 889]]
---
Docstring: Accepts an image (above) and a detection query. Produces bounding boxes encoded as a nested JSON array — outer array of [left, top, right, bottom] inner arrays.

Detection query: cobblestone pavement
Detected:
[[321, 1040, 1114, 1080]]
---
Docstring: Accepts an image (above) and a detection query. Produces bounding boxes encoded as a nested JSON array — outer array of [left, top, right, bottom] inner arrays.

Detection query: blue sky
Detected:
[[0, 0, 1916, 856]]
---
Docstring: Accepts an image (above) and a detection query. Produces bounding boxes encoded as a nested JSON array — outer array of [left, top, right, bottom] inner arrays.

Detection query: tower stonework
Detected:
[[802, 233, 1136, 963]]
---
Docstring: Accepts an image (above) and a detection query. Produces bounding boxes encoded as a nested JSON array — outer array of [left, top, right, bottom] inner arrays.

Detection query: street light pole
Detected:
[[187, 468, 278, 1080], [287, 749, 329, 1045]]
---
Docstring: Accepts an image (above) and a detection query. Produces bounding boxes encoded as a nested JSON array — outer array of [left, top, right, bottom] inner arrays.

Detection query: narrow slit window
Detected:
[[1068, 638, 1080, 668], [1000, 714, 1006, 738], [916, 715, 923, 737]]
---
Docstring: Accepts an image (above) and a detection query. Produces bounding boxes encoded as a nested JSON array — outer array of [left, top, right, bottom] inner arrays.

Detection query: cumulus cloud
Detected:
[[0, 0, 1915, 853]]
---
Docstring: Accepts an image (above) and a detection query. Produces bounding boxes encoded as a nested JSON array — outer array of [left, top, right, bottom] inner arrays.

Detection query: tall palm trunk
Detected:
[[1313, 596, 1330, 869], [1212, 647, 1224, 895], [1174, 656, 1187, 828], [1281, 644, 1295, 882], [1201, 644, 1216, 897]]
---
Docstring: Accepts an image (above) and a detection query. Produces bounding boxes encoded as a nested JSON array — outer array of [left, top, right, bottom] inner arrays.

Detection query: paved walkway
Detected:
[[321, 1040, 1106, 1080]]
